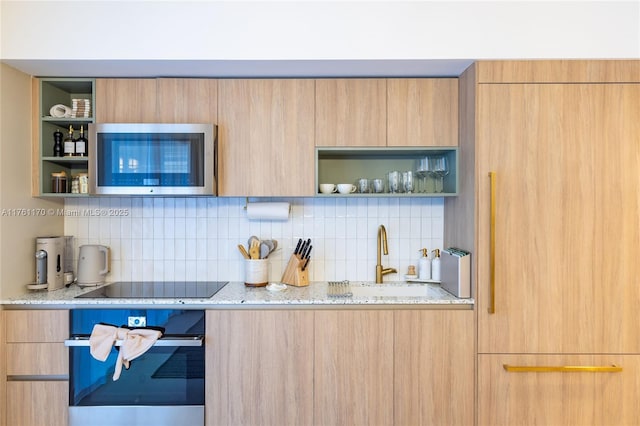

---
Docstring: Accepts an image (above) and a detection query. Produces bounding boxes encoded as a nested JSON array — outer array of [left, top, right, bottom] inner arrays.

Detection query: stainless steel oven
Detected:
[[65, 309, 205, 426]]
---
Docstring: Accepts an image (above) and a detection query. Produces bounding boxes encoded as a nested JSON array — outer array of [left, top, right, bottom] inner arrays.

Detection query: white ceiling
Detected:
[[2, 1, 637, 78]]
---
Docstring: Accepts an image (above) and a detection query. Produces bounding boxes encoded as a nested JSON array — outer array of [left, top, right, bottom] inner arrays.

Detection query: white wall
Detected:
[[0, 64, 64, 298], [1, 1, 638, 77], [3, 1, 639, 59], [64, 196, 444, 284]]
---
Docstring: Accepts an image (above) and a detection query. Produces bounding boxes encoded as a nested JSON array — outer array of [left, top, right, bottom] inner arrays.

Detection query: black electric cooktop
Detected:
[[75, 281, 229, 299]]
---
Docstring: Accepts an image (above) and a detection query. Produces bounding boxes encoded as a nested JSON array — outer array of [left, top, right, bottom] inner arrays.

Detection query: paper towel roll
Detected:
[[49, 104, 72, 118], [246, 202, 290, 221]]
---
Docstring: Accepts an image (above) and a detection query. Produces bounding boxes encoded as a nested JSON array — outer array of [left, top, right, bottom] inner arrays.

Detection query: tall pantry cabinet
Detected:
[[445, 60, 640, 425]]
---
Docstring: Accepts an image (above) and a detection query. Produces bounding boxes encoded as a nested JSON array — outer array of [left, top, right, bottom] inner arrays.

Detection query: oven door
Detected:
[[65, 309, 205, 426]]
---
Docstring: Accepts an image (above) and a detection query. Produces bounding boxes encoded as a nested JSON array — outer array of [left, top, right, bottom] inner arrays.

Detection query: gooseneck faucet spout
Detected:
[[376, 225, 397, 283]]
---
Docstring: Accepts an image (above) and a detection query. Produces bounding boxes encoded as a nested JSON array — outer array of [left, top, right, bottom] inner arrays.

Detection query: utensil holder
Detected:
[[245, 259, 269, 287], [281, 254, 309, 287]]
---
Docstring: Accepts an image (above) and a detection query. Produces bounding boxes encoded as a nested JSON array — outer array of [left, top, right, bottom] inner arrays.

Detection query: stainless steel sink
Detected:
[[349, 283, 430, 298]]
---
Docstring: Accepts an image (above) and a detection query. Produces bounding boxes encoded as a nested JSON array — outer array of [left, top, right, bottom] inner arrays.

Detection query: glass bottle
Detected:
[[63, 125, 75, 157], [75, 125, 87, 157]]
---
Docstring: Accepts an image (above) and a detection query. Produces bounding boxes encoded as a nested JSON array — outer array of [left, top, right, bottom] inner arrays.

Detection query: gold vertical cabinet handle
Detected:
[[503, 364, 623, 373], [488, 172, 496, 314]]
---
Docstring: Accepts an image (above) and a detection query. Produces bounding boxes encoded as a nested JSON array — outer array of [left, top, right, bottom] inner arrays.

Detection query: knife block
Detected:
[[281, 254, 309, 287]]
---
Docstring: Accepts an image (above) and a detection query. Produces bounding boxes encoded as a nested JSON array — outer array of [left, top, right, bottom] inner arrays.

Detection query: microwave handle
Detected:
[[64, 335, 203, 347]]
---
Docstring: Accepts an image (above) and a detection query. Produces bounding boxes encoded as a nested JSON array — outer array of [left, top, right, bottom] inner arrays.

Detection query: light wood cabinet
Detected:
[[96, 78, 217, 124], [6, 381, 68, 426], [95, 78, 157, 122], [0, 309, 5, 426], [314, 310, 394, 426], [475, 79, 640, 354], [316, 78, 458, 148], [5, 310, 69, 342], [156, 78, 217, 123], [478, 354, 640, 426], [206, 308, 473, 426], [387, 78, 458, 147], [445, 60, 640, 425], [394, 310, 474, 426], [315, 78, 387, 147], [217, 79, 315, 196], [3, 310, 69, 426], [206, 310, 314, 426], [6, 343, 67, 375]]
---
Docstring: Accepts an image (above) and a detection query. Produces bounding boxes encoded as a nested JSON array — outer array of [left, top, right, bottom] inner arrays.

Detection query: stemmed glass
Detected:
[[429, 155, 449, 193], [415, 157, 433, 193]]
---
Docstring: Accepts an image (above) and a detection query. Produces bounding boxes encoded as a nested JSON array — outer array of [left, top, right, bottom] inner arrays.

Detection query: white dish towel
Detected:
[[89, 323, 162, 380]]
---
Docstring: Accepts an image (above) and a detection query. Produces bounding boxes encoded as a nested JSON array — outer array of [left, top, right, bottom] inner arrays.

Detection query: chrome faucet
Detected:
[[376, 225, 397, 283]]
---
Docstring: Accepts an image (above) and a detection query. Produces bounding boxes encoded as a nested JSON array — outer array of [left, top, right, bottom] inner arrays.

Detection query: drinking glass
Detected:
[[429, 155, 450, 193], [415, 157, 434, 193], [387, 171, 402, 193], [402, 171, 414, 193], [357, 178, 370, 194], [372, 178, 385, 193]]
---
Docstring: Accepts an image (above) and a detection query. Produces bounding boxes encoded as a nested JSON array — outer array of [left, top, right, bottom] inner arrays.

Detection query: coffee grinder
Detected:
[[29, 236, 68, 291]]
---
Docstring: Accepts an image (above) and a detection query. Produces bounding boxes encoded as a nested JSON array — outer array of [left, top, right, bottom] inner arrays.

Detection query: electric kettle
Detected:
[[77, 245, 110, 287]]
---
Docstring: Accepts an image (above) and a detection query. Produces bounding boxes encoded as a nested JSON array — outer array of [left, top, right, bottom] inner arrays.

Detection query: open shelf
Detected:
[[316, 147, 458, 197], [38, 78, 95, 197]]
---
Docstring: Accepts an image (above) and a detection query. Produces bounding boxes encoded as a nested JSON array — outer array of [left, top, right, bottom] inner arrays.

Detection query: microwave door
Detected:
[[89, 123, 216, 196]]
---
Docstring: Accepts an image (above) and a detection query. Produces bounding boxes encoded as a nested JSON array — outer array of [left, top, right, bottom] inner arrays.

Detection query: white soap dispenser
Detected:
[[431, 249, 441, 281], [418, 248, 431, 280]]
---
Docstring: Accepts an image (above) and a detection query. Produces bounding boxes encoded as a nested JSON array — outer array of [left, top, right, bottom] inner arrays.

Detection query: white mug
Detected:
[[337, 183, 356, 194], [319, 183, 337, 194]]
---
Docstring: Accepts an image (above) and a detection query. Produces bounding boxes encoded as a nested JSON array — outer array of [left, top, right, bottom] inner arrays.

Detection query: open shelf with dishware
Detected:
[[36, 78, 95, 197], [315, 147, 458, 196]]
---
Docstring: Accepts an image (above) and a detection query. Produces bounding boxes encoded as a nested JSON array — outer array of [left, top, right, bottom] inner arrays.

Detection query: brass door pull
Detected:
[[503, 364, 622, 373], [488, 171, 496, 314]]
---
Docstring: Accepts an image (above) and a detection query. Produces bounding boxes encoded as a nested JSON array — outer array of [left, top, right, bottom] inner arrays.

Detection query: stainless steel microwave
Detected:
[[89, 123, 217, 196]]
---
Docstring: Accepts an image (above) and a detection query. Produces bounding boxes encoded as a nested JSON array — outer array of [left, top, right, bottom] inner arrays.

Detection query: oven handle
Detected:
[[64, 336, 203, 347]]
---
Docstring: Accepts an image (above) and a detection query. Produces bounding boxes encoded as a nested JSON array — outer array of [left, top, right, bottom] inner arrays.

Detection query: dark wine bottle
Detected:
[[75, 125, 87, 157], [53, 129, 63, 157]]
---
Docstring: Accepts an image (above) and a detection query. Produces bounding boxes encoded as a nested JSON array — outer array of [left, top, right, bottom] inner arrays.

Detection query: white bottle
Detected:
[[418, 248, 431, 280], [431, 249, 441, 281]]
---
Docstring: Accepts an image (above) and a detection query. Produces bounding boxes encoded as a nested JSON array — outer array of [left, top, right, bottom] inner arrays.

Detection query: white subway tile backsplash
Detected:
[[64, 197, 445, 283]]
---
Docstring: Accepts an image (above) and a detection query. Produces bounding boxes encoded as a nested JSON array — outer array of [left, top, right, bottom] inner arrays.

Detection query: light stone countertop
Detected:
[[1, 281, 474, 310]]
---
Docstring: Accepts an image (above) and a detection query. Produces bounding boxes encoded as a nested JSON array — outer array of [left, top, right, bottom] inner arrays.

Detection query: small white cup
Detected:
[[319, 183, 337, 194], [337, 183, 356, 194]]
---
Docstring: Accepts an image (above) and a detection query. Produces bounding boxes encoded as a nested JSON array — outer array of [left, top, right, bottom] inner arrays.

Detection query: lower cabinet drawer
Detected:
[[7, 381, 68, 426], [6, 343, 68, 376], [478, 354, 640, 426]]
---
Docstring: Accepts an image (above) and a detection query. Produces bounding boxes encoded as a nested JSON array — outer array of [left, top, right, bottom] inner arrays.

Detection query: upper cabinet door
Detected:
[[387, 78, 458, 147], [315, 79, 386, 146], [156, 78, 217, 123], [477, 83, 640, 354], [95, 78, 157, 122], [217, 79, 315, 197]]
